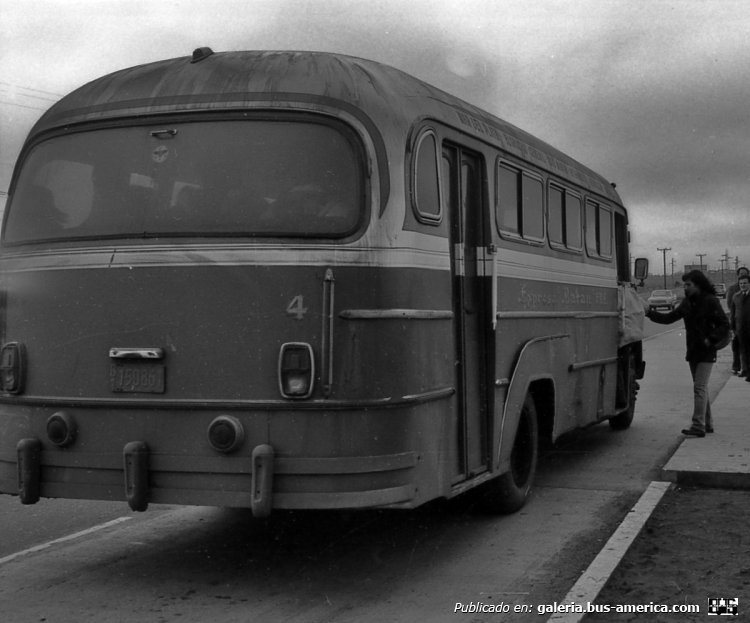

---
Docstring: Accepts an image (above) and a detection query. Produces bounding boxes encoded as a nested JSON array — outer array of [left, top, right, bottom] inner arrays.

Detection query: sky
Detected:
[[2, 0, 750, 277]]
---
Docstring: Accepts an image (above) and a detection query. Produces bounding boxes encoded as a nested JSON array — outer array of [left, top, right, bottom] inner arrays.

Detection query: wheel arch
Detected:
[[529, 378, 555, 446], [496, 334, 571, 473]]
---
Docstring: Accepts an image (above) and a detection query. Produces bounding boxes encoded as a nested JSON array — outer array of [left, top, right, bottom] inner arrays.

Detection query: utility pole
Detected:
[[719, 253, 729, 283], [657, 247, 671, 289], [696, 253, 706, 272], [722, 250, 731, 283]]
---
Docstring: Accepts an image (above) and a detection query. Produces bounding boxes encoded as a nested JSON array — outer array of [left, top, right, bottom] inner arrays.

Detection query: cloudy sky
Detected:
[[2, 0, 749, 276]]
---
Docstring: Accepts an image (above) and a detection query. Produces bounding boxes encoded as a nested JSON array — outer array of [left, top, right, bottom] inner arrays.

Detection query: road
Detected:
[[0, 320, 731, 623]]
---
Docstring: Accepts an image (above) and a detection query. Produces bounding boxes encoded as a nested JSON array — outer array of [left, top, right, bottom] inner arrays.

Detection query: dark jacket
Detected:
[[648, 292, 729, 363], [727, 282, 742, 316], [730, 290, 750, 337]]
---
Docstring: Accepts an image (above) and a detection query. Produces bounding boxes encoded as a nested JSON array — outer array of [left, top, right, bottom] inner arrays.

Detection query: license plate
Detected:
[[110, 363, 165, 394]]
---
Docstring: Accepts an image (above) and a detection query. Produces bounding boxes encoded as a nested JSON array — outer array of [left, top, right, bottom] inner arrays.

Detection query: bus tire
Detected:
[[478, 394, 539, 514], [610, 351, 637, 430]]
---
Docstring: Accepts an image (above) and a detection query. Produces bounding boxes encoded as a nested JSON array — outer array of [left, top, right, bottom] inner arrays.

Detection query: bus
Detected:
[[0, 48, 647, 517]]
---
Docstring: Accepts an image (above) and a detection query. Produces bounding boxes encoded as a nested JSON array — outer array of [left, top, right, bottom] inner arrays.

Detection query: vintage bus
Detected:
[[0, 48, 646, 517]]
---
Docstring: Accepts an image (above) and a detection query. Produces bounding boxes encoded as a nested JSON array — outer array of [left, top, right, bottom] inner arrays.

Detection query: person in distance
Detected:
[[730, 273, 750, 381], [725, 266, 749, 374]]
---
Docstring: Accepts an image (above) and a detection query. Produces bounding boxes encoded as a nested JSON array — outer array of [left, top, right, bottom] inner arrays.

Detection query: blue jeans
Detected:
[[689, 361, 713, 431]]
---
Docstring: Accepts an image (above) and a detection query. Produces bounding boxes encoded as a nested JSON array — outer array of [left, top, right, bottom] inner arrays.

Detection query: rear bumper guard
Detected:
[[123, 441, 149, 512], [251, 444, 274, 517], [10, 443, 414, 514], [122, 441, 276, 517], [17, 438, 41, 505]]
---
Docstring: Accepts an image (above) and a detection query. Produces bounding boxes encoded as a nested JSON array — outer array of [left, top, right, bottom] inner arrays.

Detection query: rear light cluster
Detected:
[[0, 342, 25, 394], [278, 342, 315, 398], [47, 411, 77, 447]]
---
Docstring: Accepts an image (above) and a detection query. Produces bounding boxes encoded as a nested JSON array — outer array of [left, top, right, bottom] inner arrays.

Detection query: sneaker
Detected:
[[732, 369, 740, 375], [739, 370, 748, 377], [706, 426, 714, 433], [681, 427, 706, 437]]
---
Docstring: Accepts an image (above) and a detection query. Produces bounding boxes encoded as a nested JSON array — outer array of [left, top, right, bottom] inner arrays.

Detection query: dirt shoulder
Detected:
[[586, 486, 750, 621]]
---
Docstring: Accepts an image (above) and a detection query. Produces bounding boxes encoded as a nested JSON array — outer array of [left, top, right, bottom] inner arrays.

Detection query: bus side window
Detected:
[[413, 129, 442, 224], [548, 183, 582, 253], [548, 185, 564, 245], [496, 163, 519, 234], [585, 199, 613, 260], [566, 194, 582, 250], [496, 161, 544, 243], [521, 173, 544, 240]]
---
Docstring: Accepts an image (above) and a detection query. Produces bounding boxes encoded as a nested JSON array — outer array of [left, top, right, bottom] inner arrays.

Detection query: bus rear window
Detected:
[[4, 119, 365, 243]]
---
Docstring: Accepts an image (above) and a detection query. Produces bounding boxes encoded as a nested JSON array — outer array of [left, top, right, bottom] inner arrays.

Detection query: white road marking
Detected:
[[0, 516, 132, 566], [547, 480, 672, 622]]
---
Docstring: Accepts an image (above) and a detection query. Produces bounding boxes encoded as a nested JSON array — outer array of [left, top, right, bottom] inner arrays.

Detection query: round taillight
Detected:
[[207, 415, 245, 453], [47, 411, 77, 447]]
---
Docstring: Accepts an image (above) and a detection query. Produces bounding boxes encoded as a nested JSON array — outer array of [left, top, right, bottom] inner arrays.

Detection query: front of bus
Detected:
[[0, 50, 442, 515]]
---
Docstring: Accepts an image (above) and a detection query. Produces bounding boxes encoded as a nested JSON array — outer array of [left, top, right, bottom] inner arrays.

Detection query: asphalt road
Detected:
[[0, 320, 727, 623]]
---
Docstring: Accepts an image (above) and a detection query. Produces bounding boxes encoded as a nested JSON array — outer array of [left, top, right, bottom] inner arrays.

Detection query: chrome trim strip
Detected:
[[321, 268, 335, 397], [0, 386, 455, 411], [340, 309, 453, 320], [569, 356, 618, 371], [496, 311, 619, 320]]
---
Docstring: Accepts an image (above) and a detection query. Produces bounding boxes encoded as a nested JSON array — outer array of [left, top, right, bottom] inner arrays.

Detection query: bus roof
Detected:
[[27, 49, 621, 203]]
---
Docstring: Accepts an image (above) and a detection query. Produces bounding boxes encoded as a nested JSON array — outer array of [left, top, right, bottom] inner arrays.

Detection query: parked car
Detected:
[[647, 289, 678, 311], [715, 283, 727, 296]]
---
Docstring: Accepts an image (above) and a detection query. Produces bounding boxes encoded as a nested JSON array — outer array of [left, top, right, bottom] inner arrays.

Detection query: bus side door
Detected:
[[442, 143, 490, 481]]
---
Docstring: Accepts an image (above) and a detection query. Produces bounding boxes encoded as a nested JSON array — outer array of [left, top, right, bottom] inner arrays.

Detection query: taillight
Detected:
[[0, 342, 25, 394], [278, 342, 315, 399], [207, 415, 245, 453], [47, 411, 77, 447]]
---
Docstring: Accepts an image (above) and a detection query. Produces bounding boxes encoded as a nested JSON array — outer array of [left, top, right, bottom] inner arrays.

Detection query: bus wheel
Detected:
[[478, 394, 539, 514], [610, 352, 637, 430]]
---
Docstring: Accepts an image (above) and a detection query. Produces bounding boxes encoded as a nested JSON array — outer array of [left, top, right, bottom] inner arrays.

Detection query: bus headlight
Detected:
[[278, 342, 315, 399]]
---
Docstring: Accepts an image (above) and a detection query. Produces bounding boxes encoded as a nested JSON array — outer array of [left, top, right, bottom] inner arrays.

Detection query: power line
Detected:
[[0, 100, 50, 111], [0, 81, 64, 98], [2, 91, 58, 103], [0, 81, 62, 113], [0, 99, 49, 112], [0, 86, 58, 103]]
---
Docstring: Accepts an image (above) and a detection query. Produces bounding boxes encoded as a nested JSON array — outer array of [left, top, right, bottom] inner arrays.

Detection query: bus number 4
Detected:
[[286, 295, 308, 320]]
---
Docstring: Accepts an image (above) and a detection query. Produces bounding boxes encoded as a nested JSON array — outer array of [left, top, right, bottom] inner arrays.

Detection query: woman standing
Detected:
[[647, 270, 730, 437]]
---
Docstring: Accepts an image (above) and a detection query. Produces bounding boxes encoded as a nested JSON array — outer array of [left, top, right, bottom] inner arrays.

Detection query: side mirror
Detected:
[[634, 257, 649, 286]]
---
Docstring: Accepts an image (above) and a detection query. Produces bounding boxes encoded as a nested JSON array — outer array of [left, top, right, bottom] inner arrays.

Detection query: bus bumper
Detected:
[[5, 440, 419, 516]]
